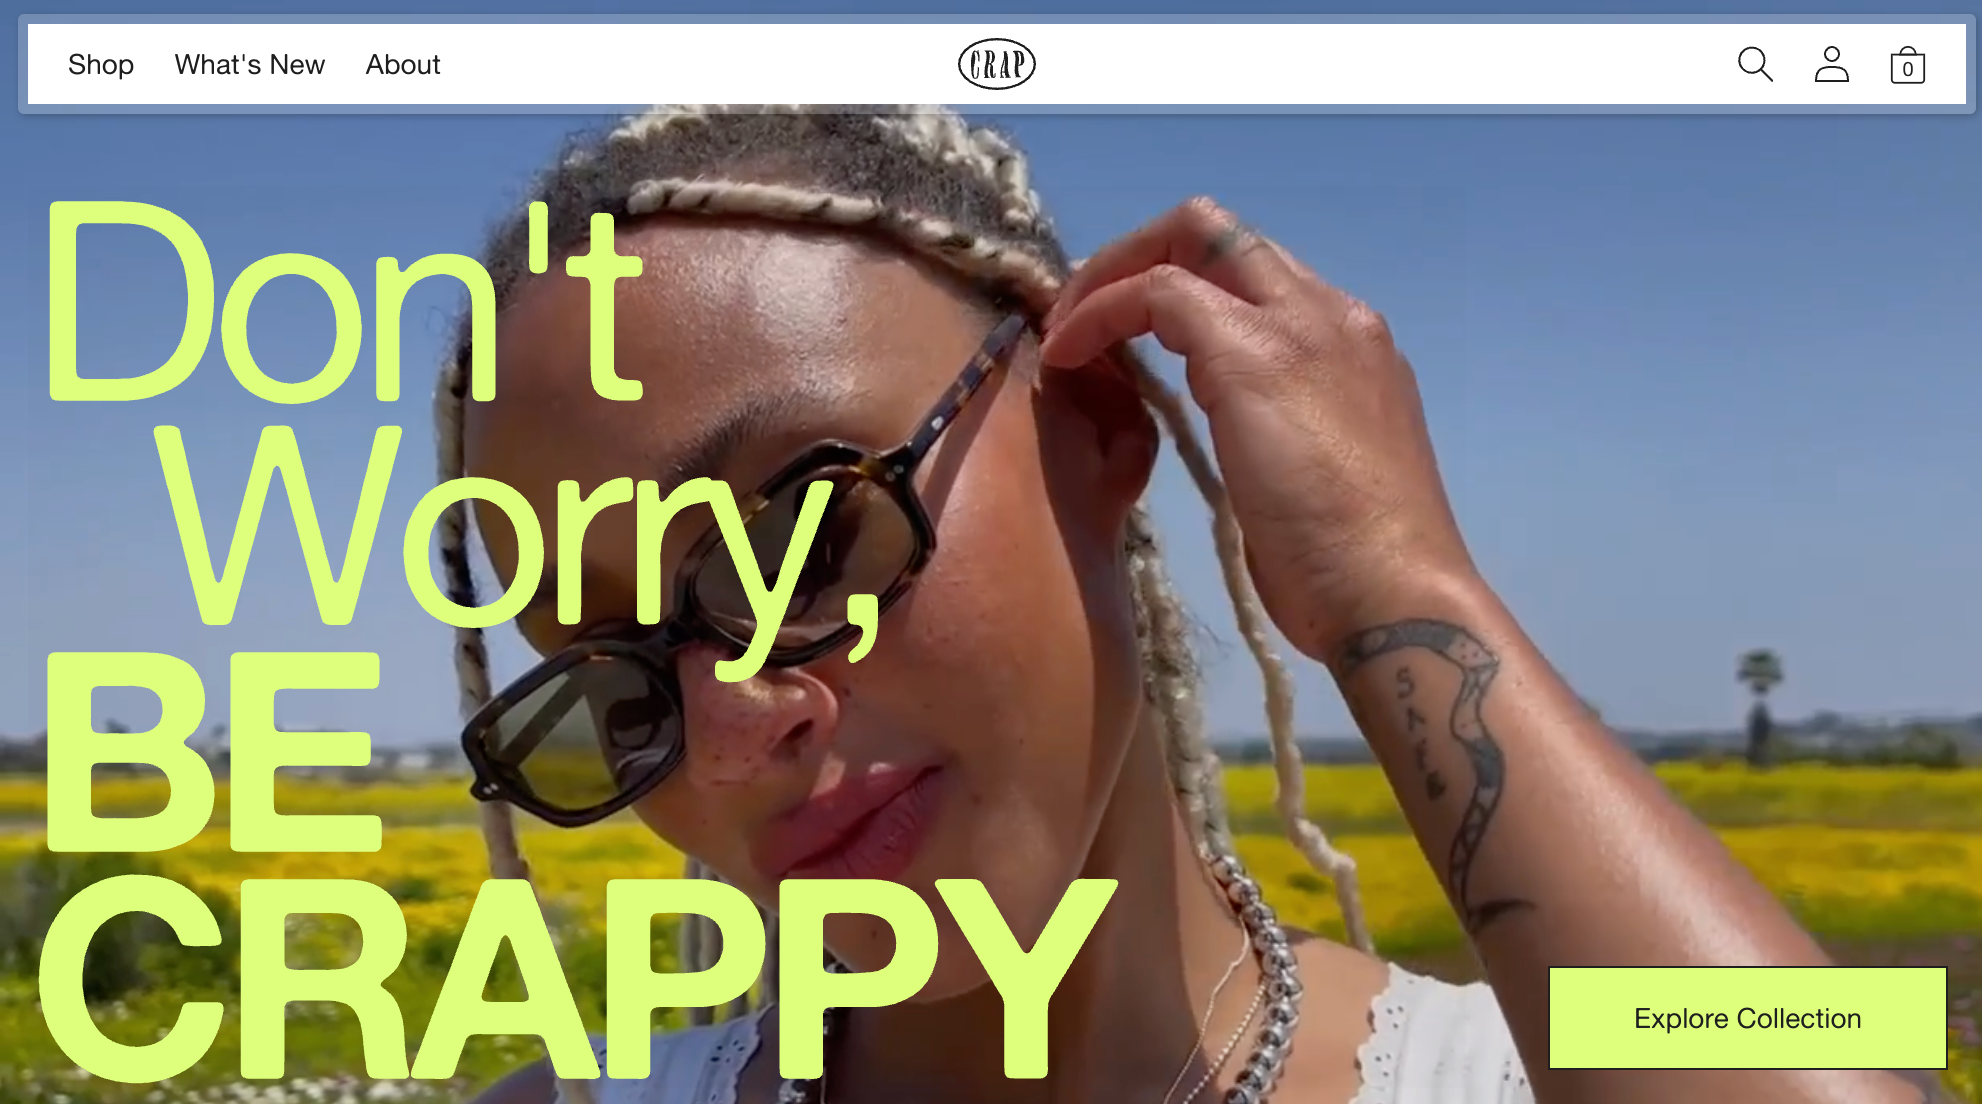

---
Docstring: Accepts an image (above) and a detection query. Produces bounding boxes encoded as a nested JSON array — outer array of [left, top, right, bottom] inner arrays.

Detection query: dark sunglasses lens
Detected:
[[485, 655, 682, 814], [693, 469, 917, 650]]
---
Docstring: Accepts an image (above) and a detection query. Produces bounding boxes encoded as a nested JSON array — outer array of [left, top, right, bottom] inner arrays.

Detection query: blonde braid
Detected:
[[620, 179, 1065, 309], [434, 353, 533, 886], [1125, 504, 1234, 858], [432, 355, 598, 1104], [872, 108, 1048, 233], [435, 109, 1376, 1053], [1130, 375, 1373, 953]]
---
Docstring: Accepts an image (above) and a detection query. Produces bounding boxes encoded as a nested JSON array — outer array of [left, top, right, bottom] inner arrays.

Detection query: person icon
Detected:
[[1815, 46, 1849, 81]]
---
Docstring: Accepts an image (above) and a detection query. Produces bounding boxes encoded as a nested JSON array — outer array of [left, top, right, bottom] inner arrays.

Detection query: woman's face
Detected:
[[465, 218, 1158, 997]]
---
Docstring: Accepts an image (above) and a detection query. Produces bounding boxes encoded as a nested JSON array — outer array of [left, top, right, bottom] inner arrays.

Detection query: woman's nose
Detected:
[[673, 642, 838, 788]]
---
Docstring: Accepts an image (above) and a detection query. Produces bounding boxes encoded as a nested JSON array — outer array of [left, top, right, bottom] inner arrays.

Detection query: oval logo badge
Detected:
[[958, 38, 1036, 91]]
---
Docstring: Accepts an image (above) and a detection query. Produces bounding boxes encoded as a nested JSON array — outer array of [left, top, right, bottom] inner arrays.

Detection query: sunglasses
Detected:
[[461, 312, 1030, 827]]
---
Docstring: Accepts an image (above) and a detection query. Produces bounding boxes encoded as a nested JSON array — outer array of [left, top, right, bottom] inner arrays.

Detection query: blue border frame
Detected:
[[19, 13, 1977, 115]]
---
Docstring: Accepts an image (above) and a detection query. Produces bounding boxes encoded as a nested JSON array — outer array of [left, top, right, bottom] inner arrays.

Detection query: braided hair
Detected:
[[433, 106, 1373, 1042]]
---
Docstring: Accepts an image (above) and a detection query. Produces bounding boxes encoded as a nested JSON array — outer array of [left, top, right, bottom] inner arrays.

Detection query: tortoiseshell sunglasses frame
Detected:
[[461, 312, 1031, 826]]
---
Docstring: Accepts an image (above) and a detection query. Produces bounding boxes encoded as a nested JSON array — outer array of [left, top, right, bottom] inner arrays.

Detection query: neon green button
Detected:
[[1549, 967, 1947, 1070]]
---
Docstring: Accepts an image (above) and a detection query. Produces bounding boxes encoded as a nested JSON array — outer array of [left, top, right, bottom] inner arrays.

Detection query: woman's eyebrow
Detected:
[[513, 379, 855, 622], [658, 379, 849, 491]]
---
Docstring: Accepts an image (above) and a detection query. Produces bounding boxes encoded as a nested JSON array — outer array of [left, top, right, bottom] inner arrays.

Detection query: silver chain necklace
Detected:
[[1160, 922, 1263, 1104], [1170, 970, 1269, 1104], [776, 851, 1305, 1104]]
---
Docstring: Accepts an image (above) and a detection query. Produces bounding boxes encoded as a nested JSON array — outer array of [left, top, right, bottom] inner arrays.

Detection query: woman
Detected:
[[445, 106, 1937, 1104]]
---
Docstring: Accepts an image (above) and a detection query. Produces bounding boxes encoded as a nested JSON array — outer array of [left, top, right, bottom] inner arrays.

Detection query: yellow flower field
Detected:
[[1220, 761, 1982, 834], [5, 763, 1981, 949], [12, 760, 1981, 830], [2, 763, 1978, 1101], [6, 762, 1980, 963], [6, 818, 1972, 958]]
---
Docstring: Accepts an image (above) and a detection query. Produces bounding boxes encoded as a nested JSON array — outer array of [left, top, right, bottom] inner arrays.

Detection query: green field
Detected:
[[2, 764, 1977, 1102]]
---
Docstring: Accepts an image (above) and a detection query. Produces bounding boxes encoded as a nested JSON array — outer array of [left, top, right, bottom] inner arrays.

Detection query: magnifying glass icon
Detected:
[[1738, 46, 1774, 82]]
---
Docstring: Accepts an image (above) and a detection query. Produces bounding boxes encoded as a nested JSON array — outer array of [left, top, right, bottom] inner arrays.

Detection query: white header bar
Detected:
[[22, 20, 1973, 110]]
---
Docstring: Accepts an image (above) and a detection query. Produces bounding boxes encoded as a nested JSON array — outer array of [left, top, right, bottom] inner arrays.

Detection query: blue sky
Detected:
[[3, 3, 1978, 747]]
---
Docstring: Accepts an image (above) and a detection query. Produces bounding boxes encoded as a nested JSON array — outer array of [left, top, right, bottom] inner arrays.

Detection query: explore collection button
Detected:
[[1548, 967, 1946, 1069]]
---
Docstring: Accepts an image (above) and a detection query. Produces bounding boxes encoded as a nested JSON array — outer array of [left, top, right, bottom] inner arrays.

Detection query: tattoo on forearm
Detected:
[[1343, 619, 1535, 934], [1398, 669, 1445, 799]]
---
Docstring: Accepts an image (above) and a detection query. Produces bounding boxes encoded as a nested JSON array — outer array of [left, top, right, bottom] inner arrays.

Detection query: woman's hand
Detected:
[[1045, 205, 1942, 1104], [1040, 198, 1478, 662]]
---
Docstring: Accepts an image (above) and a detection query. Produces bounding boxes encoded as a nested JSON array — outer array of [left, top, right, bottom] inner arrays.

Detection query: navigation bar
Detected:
[[21, 20, 1975, 112]]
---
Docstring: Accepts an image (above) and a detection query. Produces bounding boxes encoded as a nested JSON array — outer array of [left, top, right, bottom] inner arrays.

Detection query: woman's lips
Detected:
[[753, 765, 946, 883]]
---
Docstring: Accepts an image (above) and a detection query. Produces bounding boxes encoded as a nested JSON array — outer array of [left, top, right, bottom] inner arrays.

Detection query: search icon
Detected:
[[1738, 46, 1774, 82]]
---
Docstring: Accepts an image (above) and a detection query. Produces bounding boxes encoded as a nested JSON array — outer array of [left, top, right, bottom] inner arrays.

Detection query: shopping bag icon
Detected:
[[1890, 47, 1925, 84]]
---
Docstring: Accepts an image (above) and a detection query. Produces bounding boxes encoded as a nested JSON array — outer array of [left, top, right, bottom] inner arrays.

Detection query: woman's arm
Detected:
[[1039, 197, 1945, 1104], [1324, 568, 1933, 1104]]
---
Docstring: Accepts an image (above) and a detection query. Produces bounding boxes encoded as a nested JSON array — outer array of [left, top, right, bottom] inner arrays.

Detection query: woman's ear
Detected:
[[1036, 343, 1159, 502]]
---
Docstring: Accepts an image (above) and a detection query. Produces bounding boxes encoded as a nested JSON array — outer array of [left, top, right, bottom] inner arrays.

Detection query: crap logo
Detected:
[[958, 37, 1036, 91]]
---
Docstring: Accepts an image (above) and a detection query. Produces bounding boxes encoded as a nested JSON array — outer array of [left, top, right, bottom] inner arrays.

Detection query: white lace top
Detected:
[[556, 964, 1536, 1104]]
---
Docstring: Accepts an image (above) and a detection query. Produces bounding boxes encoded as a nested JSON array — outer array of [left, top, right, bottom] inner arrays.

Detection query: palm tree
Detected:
[[1737, 649, 1784, 768]]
